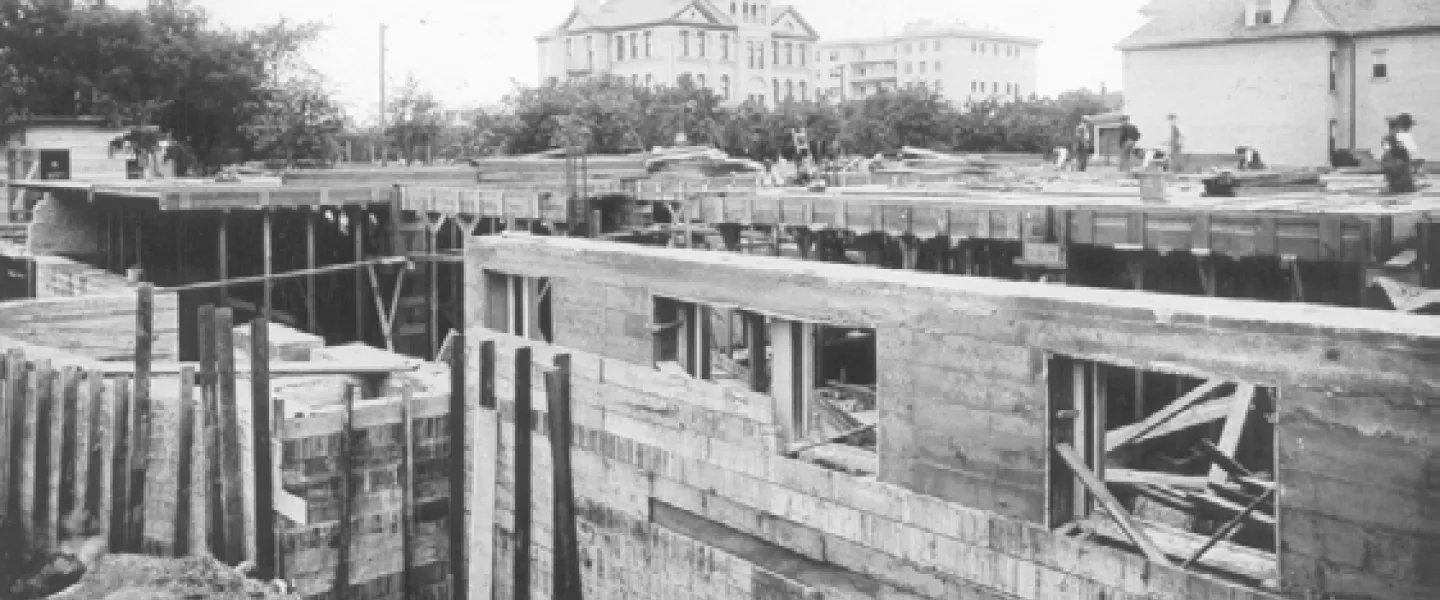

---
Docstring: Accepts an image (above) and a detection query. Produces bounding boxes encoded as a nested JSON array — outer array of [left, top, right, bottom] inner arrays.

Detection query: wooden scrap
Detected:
[[91, 372, 113, 552], [1208, 384, 1255, 485], [1195, 438, 1253, 482], [130, 284, 152, 551], [1104, 468, 1207, 490], [1054, 443, 1169, 565], [1105, 396, 1233, 447], [1085, 517, 1276, 582], [1106, 379, 1223, 452], [1184, 488, 1276, 570], [250, 318, 276, 578], [175, 367, 195, 556], [215, 308, 246, 564], [1187, 492, 1276, 528]]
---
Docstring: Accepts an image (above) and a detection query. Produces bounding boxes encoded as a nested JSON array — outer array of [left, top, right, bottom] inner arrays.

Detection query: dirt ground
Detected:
[[34, 554, 298, 600]]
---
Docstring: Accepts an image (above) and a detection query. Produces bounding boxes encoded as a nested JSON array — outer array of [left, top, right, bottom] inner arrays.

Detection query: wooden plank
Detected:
[[109, 375, 131, 551], [1054, 443, 1169, 565], [71, 368, 92, 534], [197, 304, 220, 556], [250, 318, 277, 578], [546, 354, 581, 600], [470, 400, 499, 599], [746, 313, 766, 394], [215, 307, 246, 564], [98, 361, 420, 377], [1104, 468, 1207, 490], [354, 207, 366, 344], [479, 341, 496, 410], [400, 385, 416, 600], [18, 364, 39, 550], [1208, 384, 1255, 485], [174, 367, 195, 556], [1195, 438, 1254, 482], [448, 331, 468, 600], [262, 209, 273, 319], [188, 365, 208, 554], [513, 346, 533, 600], [218, 212, 228, 308], [37, 364, 58, 550], [1105, 379, 1224, 452], [90, 372, 113, 552], [49, 367, 74, 548], [306, 209, 318, 333], [1187, 491, 1276, 528], [769, 319, 797, 443], [1106, 396, 1233, 447], [1085, 517, 1276, 581], [336, 382, 356, 600], [130, 283, 153, 551], [0, 352, 9, 524]]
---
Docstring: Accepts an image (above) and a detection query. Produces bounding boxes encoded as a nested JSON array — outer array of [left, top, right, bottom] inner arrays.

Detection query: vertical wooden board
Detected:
[[131, 284, 153, 551], [173, 368, 194, 557], [142, 378, 180, 556], [449, 333, 468, 600], [215, 308, 246, 564], [92, 374, 114, 552], [189, 367, 210, 558], [18, 366, 41, 551], [72, 370, 92, 532], [110, 376, 132, 552], [469, 409, 499, 600], [45, 367, 69, 548], [0, 352, 9, 523], [769, 319, 796, 443], [5, 349, 24, 522], [512, 347, 533, 600], [250, 319, 276, 577]]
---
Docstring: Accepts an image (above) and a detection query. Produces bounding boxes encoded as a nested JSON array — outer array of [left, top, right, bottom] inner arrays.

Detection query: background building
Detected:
[[1119, 0, 1440, 167], [536, 0, 820, 106], [815, 20, 1040, 105]]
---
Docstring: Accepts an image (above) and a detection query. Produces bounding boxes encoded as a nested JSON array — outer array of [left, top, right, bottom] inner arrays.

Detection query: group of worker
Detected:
[[1062, 114, 1185, 174]]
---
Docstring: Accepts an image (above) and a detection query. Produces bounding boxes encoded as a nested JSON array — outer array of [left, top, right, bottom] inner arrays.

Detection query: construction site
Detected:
[[0, 117, 1437, 600]]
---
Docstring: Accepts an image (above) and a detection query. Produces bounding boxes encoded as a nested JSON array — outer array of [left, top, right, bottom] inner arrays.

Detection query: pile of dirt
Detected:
[[41, 554, 297, 600]]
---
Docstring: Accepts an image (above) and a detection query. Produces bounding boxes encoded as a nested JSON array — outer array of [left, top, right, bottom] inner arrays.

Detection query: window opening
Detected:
[[1371, 50, 1388, 79], [483, 271, 553, 343], [1047, 355, 1278, 583]]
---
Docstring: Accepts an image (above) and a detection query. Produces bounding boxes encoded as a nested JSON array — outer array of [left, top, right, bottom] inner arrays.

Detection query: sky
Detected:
[[118, 0, 1149, 122]]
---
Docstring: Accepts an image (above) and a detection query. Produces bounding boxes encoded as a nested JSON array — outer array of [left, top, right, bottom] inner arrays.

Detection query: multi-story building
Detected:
[[815, 20, 1040, 105], [1119, 0, 1440, 167], [536, 0, 821, 106]]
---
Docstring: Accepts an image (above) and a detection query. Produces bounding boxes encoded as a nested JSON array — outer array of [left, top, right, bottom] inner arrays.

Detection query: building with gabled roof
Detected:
[[537, 0, 820, 107], [1118, 0, 1440, 168]]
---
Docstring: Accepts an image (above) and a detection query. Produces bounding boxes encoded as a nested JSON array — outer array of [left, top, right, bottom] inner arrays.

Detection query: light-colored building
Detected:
[[537, 0, 820, 106], [815, 20, 1040, 105], [1118, 0, 1440, 167]]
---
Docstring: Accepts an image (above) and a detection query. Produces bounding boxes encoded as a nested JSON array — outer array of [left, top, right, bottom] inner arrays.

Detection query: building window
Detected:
[[565, 38, 573, 57], [646, 73, 654, 87], [934, 60, 942, 71], [632, 74, 639, 86], [774, 78, 780, 101], [798, 80, 806, 101], [1372, 49, 1388, 79], [721, 74, 731, 99], [904, 43, 911, 53], [700, 31, 708, 57], [758, 43, 765, 67], [799, 44, 806, 66], [645, 31, 652, 57], [919, 62, 927, 73], [905, 62, 912, 74], [631, 33, 638, 59], [934, 40, 941, 51], [993, 81, 998, 93], [785, 79, 794, 100], [698, 73, 706, 88], [731, 1, 736, 14], [616, 36, 625, 61], [682, 30, 690, 56], [1046, 354, 1278, 579], [773, 41, 779, 65], [586, 36, 594, 67], [1329, 50, 1337, 91], [482, 271, 553, 342], [721, 34, 730, 59]]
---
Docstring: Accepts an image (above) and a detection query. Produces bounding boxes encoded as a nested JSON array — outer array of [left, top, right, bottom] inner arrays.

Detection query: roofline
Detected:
[[819, 30, 1042, 48], [544, 20, 744, 37], [1117, 23, 1440, 51]]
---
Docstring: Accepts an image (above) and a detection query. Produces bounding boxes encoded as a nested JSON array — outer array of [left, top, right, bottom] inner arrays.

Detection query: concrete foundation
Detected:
[[464, 235, 1438, 600]]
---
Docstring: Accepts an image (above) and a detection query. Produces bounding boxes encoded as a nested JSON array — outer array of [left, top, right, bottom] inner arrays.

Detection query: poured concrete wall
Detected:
[[466, 236, 1438, 600]]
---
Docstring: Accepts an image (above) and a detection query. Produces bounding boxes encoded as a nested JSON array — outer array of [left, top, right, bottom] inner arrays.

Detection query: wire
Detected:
[[155, 256, 409, 293]]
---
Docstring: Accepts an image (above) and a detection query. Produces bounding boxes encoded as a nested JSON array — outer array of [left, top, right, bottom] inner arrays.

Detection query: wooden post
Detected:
[[546, 355, 581, 600], [448, 332, 468, 600], [262, 209, 273, 320], [470, 342, 498, 600], [1054, 443, 1169, 564], [129, 283, 153, 550], [3, 350, 22, 522], [218, 212, 229, 307], [336, 382, 357, 600], [513, 346, 533, 600], [175, 367, 195, 556], [109, 374, 131, 551], [354, 207, 366, 344], [306, 209, 319, 334], [746, 313, 766, 393], [19, 364, 43, 552], [90, 371, 113, 552], [0, 352, 10, 519], [66, 367, 88, 532], [400, 385, 416, 600], [214, 308, 246, 564], [44, 367, 69, 550], [250, 317, 277, 578], [197, 305, 220, 555], [35, 364, 58, 551]]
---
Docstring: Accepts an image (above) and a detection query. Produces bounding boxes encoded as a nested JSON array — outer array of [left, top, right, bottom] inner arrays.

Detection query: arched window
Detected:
[[681, 31, 690, 56], [644, 31, 652, 57], [721, 34, 730, 60], [699, 31, 707, 57], [798, 80, 807, 101], [721, 75, 731, 99], [785, 42, 793, 65]]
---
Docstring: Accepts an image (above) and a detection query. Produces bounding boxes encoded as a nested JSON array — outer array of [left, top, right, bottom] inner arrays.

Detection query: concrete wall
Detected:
[[0, 291, 179, 361], [464, 236, 1440, 600], [1122, 37, 1337, 166]]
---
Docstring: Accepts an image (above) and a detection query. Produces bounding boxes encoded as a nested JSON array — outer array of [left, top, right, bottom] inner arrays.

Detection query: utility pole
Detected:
[[379, 23, 388, 166]]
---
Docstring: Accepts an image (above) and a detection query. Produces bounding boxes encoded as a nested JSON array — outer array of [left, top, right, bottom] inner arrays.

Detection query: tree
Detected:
[[385, 75, 445, 164], [244, 69, 347, 165]]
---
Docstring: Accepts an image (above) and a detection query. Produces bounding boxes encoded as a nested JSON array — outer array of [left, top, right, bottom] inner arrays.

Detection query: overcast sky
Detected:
[[128, 0, 1149, 120]]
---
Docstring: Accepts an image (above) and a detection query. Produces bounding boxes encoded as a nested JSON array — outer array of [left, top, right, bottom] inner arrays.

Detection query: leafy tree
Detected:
[[384, 75, 445, 164], [245, 69, 346, 165]]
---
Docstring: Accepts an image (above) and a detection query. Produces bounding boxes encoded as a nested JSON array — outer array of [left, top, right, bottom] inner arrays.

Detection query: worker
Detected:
[[1072, 116, 1093, 172], [1166, 114, 1185, 173], [1395, 113, 1423, 177], [1117, 116, 1141, 173], [1382, 116, 1416, 193]]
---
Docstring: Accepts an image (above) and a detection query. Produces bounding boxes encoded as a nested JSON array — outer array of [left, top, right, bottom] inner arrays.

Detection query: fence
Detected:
[[0, 284, 472, 600]]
